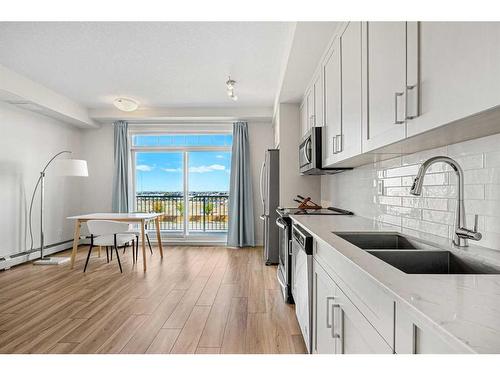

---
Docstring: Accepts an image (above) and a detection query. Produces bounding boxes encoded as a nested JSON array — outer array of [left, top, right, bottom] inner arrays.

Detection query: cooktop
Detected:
[[277, 207, 354, 216]]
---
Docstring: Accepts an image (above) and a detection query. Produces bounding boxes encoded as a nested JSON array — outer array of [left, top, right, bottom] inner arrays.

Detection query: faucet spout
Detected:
[[408, 156, 481, 247]]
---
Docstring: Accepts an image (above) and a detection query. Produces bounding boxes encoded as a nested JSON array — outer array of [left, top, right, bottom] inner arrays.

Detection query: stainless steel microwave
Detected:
[[299, 127, 351, 175]]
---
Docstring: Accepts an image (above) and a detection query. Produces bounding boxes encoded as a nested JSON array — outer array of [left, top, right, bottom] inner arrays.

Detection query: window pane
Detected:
[[133, 133, 233, 147], [188, 151, 230, 233], [135, 152, 184, 233]]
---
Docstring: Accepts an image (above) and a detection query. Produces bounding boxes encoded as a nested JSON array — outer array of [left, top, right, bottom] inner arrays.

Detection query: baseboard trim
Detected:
[[0, 239, 77, 271]]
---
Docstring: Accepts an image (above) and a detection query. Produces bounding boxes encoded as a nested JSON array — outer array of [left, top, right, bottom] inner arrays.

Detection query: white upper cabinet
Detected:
[[406, 22, 500, 137], [323, 22, 363, 167], [362, 22, 407, 152], [299, 101, 308, 138], [322, 37, 342, 165], [312, 70, 324, 127]]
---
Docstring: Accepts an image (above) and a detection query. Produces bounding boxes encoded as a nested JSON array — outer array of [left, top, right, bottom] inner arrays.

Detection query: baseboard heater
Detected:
[[0, 239, 78, 271]]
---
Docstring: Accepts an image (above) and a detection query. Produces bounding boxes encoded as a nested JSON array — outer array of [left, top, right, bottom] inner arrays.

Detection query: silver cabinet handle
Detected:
[[332, 303, 343, 353], [332, 136, 337, 154], [331, 303, 341, 339], [326, 297, 335, 328], [394, 92, 405, 124], [336, 134, 343, 153], [406, 84, 418, 120]]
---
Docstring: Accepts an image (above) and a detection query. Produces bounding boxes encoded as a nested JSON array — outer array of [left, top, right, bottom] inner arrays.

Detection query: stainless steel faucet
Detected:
[[409, 156, 482, 247]]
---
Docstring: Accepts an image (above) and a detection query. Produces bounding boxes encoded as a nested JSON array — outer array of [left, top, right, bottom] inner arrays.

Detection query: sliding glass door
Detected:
[[132, 133, 232, 240]]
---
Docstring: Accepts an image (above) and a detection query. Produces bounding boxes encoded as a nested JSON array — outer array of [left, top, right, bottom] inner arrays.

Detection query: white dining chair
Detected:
[[85, 220, 136, 273]]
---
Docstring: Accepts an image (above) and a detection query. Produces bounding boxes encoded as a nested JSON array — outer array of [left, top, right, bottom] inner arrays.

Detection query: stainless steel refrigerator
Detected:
[[260, 149, 280, 265]]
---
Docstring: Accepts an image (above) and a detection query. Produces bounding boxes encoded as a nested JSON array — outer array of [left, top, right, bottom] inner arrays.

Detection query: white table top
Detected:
[[67, 212, 162, 221]]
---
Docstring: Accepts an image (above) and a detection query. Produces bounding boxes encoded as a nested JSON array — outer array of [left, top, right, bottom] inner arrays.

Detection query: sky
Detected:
[[135, 151, 231, 192]]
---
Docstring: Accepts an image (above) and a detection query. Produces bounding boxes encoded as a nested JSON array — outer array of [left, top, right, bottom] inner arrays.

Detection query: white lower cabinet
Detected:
[[395, 302, 470, 354], [313, 259, 392, 354], [313, 259, 337, 353]]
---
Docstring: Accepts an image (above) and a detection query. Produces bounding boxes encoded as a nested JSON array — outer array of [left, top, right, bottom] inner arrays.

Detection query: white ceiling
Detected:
[[0, 22, 294, 109]]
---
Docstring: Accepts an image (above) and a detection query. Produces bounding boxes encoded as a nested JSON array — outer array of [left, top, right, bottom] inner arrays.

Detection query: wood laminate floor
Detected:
[[0, 245, 307, 354]]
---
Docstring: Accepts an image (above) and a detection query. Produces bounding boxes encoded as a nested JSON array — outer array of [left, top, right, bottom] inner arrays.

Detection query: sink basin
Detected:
[[367, 250, 500, 274], [334, 232, 436, 250], [334, 231, 500, 274]]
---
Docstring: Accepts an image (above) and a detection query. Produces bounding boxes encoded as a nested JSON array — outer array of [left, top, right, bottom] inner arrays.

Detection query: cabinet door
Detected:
[[362, 22, 407, 152], [338, 21, 362, 161], [312, 260, 337, 354], [395, 303, 467, 354], [334, 284, 393, 354], [407, 22, 500, 137], [312, 71, 323, 127], [323, 38, 342, 165], [306, 89, 314, 131], [299, 100, 308, 138]]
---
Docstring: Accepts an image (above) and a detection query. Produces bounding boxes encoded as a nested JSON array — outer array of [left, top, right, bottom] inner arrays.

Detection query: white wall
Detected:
[[275, 103, 320, 207], [321, 133, 500, 251], [0, 102, 84, 257], [79, 121, 273, 246]]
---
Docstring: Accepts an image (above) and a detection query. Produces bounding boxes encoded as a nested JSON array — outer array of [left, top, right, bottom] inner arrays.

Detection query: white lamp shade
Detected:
[[54, 159, 88, 177]]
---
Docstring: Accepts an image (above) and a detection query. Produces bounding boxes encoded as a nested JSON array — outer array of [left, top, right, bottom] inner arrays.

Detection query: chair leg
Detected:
[[146, 233, 153, 255], [106, 246, 109, 263], [114, 246, 123, 273], [132, 240, 136, 264], [83, 244, 94, 272], [123, 242, 128, 254], [110, 247, 113, 260]]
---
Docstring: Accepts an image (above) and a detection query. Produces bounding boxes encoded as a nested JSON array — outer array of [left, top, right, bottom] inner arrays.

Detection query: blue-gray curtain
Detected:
[[111, 120, 129, 213], [227, 121, 255, 247]]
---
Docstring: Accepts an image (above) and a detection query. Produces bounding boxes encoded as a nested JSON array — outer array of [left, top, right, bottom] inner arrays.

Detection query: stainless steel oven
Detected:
[[299, 127, 351, 175]]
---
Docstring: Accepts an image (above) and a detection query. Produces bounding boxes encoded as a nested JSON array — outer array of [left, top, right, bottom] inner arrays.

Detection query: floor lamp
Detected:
[[28, 150, 88, 265]]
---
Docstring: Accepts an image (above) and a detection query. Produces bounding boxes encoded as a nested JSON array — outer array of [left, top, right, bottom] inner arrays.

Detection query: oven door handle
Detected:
[[276, 217, 287, 230]]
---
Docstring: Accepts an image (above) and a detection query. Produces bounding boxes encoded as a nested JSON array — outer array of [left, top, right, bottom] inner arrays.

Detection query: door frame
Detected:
[[129, 133, 232, 242]]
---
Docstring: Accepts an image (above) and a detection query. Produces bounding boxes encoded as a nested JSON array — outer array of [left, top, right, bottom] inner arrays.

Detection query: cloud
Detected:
[[189, 164, 226, 173], [136, 164, 154, 172], [161, 168, 182, 173], [216, 154, 225, 159]]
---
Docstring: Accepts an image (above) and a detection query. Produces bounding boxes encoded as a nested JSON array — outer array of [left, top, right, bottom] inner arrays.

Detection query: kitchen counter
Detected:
[[290, 214, 500, 353]]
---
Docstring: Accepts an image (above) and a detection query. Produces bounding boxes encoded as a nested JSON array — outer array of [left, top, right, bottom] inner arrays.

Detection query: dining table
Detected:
[[67, 212, 164, 272]]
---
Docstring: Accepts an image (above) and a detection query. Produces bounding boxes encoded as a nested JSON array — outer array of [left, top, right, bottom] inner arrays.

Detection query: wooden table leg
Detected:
[[155, 217, 164, 258], [98, 246, 101, 258], [141, 219, 147, 272], [70, 220, 81, 269]]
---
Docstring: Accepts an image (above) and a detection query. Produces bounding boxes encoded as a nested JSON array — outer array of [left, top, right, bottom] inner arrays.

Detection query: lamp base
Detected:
[[33, 257, 71, 266]]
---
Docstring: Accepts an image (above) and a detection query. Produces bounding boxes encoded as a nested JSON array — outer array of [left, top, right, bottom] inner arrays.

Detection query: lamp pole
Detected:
[[29, 150, 72, 261]]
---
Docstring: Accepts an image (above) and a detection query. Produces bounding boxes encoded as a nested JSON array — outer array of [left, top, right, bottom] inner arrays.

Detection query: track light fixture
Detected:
[[226, 76, 238, 101]]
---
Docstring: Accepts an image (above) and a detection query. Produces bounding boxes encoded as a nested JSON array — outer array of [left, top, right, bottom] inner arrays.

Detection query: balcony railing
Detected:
[[135, 194, 229, 233]]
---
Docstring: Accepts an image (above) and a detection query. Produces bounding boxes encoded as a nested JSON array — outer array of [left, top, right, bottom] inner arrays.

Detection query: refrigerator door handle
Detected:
[[259, 160, 266, 210]]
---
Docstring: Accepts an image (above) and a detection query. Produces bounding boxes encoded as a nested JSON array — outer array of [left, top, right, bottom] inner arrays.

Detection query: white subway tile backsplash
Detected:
[[385, 164, 420, 178], [402, 173, 448, 187], [321, 132, 500, 251], [422, 209, 454, 225], [402, 197, 448, 211], [378, 196, 402, 206]]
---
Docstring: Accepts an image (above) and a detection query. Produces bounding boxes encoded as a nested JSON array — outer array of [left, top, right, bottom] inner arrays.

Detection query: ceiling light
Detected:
[[113, 97, 139, 112], [225, 76, 238, 101]]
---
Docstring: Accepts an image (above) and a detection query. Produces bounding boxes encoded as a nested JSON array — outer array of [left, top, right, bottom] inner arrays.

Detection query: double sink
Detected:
[[334, 232, 500, 275]]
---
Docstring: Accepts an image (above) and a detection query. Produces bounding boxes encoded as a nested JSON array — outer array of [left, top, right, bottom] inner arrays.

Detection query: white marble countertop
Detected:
[[290, 214, 500, 353]]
